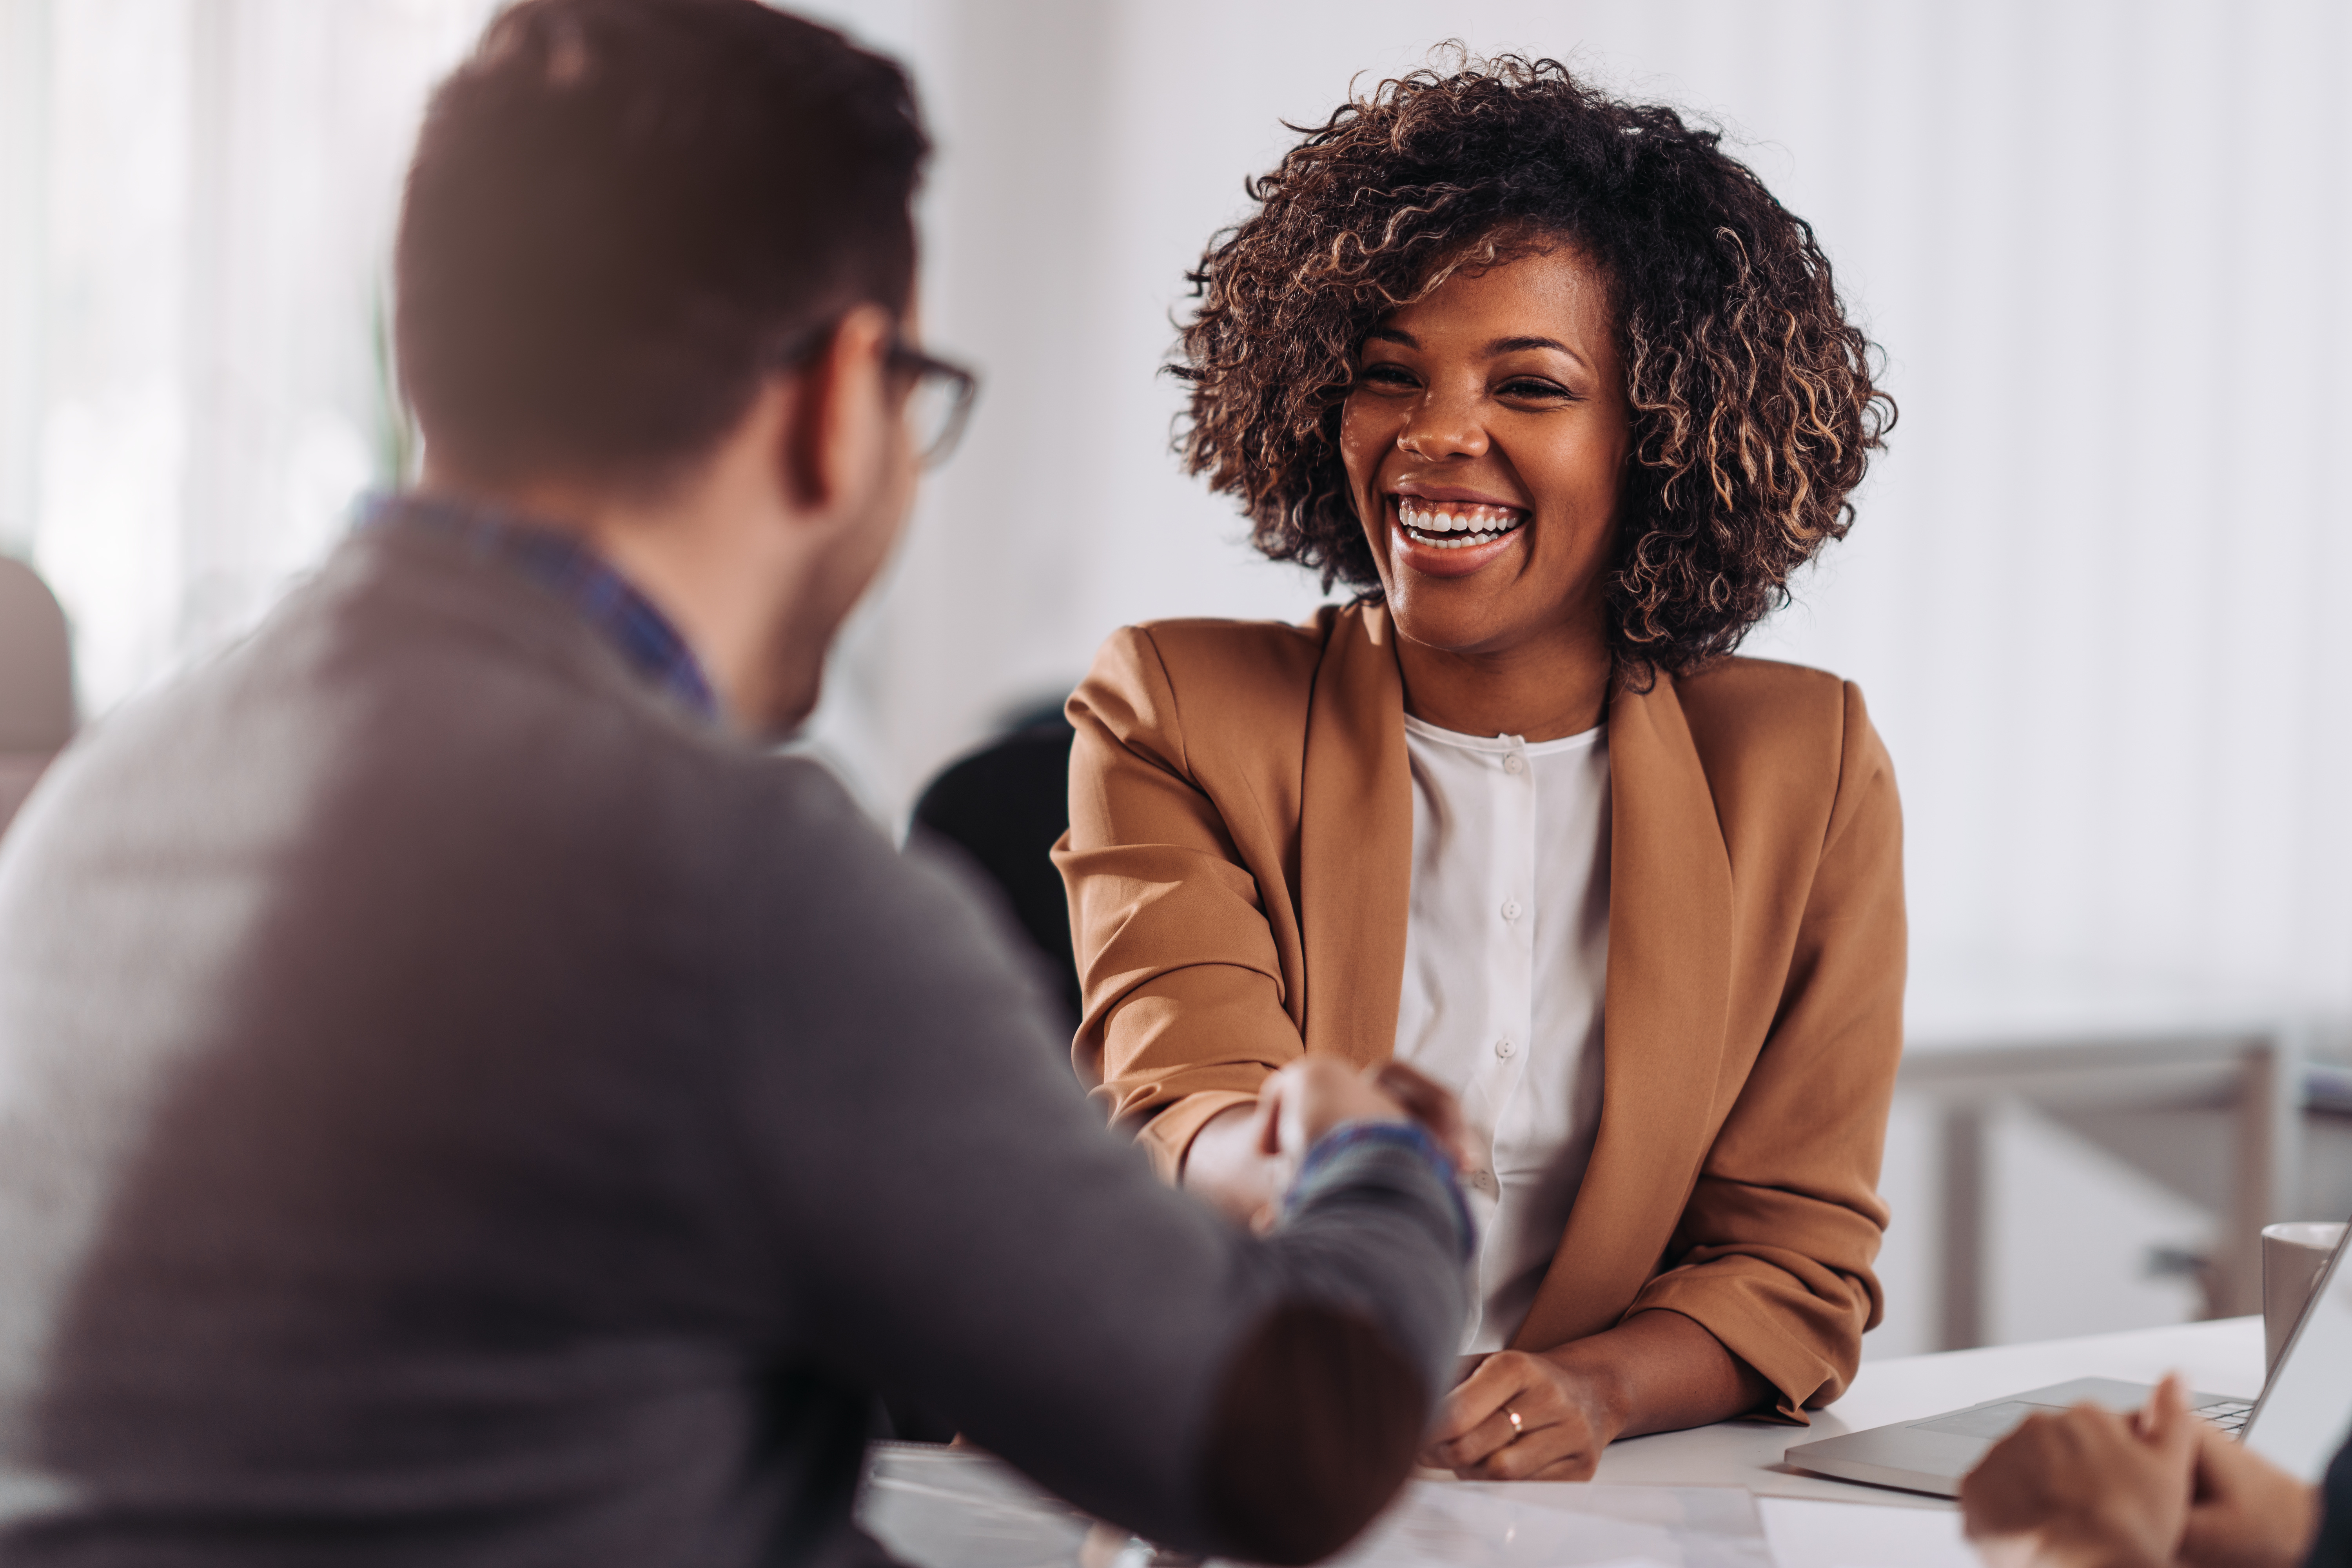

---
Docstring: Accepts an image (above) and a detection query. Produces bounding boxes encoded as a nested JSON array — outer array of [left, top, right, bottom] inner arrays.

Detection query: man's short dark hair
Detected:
[[395, 0, 928, 488]]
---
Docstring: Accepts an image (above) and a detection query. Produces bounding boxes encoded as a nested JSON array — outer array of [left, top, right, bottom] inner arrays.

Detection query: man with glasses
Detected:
[[0, 2, 1472, 1564]]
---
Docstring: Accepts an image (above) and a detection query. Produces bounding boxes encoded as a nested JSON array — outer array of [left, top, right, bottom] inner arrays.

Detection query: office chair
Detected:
[[0, 556, 73, 838], [907, 702, 1081, 1035]]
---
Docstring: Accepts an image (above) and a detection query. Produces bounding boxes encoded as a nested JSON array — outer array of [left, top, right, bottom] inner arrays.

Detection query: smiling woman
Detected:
[[1339, 248, 1629, 744], [1056, 54, 1904, 1483]]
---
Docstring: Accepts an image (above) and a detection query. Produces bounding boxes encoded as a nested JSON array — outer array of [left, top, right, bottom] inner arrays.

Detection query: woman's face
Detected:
[[1339, 244, 1629, 661]]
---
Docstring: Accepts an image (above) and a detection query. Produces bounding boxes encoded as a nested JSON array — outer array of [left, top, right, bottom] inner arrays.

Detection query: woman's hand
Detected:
[[1960, 1375, 2200, 1568], [1419, 1348, 1625, 1479], [1181, 1058, 1466, 1232], [1419, 1310, 1770, 1480]]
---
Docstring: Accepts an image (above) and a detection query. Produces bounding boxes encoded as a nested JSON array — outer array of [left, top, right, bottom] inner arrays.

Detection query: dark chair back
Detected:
[[908, 712, 1080, 1033]]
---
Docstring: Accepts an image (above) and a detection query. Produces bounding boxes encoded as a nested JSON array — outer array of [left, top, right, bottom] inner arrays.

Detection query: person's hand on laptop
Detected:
[[2172, 1413, 2319, 1568], [1960, 1374, 2266, 1568]]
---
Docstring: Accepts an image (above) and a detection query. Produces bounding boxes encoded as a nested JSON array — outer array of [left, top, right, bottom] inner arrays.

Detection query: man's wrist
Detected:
[[1293, 1115, 1429, 1172], [1285, 1118, 1473, 1258]]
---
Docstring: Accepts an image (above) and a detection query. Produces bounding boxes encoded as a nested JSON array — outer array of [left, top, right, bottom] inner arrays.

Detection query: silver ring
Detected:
[[1505, 1406, 1524, 1437]]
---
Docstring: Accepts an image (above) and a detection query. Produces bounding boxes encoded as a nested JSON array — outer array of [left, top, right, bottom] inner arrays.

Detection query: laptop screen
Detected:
[[2246, 1222, 2352, 1484]]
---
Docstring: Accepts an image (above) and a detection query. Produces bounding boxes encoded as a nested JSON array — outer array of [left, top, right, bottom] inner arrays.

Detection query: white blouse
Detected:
[[1394, 713, 1611, 1353]]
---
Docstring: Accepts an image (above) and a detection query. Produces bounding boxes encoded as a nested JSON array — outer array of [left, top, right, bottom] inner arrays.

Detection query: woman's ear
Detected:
[[780, 303, 897, 515]]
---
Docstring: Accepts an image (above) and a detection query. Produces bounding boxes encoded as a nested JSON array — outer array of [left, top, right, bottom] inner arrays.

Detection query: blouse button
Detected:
[[1502, 753, 1526, 775], [1471, 1170, 1495, 1191], [1501, 898, 1522, 921], [1494, 1037, 1515, 1059]]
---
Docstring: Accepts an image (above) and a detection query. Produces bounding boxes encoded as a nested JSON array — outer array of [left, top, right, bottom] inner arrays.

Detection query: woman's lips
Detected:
[[1388, 495, 1527, 578]]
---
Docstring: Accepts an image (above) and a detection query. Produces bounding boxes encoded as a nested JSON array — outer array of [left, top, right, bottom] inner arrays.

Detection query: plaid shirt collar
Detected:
[[361, 491, 719, 723]]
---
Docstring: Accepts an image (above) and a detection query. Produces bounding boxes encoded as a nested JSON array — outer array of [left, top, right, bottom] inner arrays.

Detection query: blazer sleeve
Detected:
[[1056, 627, 1304, 1179], [1623, 680, 1904, 1418]]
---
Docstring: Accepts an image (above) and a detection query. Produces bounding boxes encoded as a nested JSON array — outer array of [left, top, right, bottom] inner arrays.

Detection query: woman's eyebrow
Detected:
[[1364, 327, 1417, 347], [1487, 334, 1577, 358]]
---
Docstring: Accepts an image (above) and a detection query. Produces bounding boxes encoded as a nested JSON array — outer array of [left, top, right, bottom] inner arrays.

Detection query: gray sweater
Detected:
[[0, 526, 1468, 1566]]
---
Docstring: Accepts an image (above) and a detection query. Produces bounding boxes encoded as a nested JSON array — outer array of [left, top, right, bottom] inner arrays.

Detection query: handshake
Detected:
[[1192, 1057, 1472, 1234]]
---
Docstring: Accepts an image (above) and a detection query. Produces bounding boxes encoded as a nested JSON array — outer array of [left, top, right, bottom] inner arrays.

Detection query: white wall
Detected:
[[0, 0, 497, 711], [803, 0, 2352, 1020]]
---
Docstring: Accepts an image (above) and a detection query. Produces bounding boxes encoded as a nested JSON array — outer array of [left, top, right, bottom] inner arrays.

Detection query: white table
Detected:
[[1610, 1316, 2266, 1566], [859, 1318, 2266, 1568]]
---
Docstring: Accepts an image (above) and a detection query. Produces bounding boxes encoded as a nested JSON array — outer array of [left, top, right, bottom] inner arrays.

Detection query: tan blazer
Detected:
[[1056, 602, 1904, 1417]]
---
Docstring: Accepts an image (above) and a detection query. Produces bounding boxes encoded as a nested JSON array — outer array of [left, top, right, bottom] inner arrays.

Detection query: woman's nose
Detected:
[[1396, 387, 1488, 460]]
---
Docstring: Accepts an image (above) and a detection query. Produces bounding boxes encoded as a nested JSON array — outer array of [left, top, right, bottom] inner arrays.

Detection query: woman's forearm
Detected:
[[1548, 1309, 1771, 1438]]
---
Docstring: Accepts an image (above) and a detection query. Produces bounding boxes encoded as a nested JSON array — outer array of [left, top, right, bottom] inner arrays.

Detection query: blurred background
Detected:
[[1, 0, 2349, 1360]]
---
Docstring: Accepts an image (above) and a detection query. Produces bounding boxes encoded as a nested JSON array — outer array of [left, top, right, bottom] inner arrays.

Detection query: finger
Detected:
[[1249, 1078, 1286, 1158], [1425, 1352, 1530, 1443], [1424, 1356, 1566, 1470], [2132, 1372, 2179, 1436], [1454, 1411, 1600, 1482], [1427, 1405, 1528, 1471], [1962, 1416, 2063, 1538], [2189, 1414, 2254, 1497], [2191, 1415, 2237, 1468], [1383, 1064, 1471, 1167], [2142, 1373, 2194, 1463], [1270, 1062, 1324, 1158], [1371, 1058, 1444, 1102], [1368, 1060, 1435, 1124], [1372, 1061, 1469, 1159]]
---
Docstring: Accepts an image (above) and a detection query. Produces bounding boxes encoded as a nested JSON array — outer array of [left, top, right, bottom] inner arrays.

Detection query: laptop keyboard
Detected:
[[2196, 1399, 2254, 1435]]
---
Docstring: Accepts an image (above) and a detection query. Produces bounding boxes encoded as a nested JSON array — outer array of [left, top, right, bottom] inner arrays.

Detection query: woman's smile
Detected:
[[1389, 494, 1528, 576]]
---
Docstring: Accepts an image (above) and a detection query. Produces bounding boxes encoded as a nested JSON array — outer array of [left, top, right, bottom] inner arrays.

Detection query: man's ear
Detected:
[[781, 304, 896, 514]]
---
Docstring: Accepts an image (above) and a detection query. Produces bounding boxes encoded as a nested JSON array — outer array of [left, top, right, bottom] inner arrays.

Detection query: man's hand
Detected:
[[1960, 1375, 2199, 1568], [2176, 1417, 2320, 1568], [1368, 1059, 1472, 1169]]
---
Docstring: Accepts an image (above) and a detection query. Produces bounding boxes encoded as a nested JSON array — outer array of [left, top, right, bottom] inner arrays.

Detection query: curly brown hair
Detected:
[[1176, 52, 1893, 679]]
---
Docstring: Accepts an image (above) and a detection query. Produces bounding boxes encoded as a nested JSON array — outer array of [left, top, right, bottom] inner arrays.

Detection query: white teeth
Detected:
[[1397, 498, 1524, 545]]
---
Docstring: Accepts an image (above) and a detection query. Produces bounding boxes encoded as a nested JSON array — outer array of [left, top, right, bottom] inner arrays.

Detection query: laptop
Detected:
[[1786, 1220, 2352, 1497]]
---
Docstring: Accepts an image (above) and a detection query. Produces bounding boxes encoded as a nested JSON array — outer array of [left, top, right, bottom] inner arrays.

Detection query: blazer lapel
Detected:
[[1296, 604, 1414, 1069], [1511, 668, 1737, 1350]]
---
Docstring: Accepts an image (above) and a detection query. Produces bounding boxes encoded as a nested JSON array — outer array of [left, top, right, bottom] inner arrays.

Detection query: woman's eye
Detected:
[[1354, 364, 1419, 390], [1497, 377, 1574, 403]]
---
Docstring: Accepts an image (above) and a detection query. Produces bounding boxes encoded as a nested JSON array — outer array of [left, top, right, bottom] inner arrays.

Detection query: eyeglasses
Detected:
[[885, 338, 979, 468], [769, 319, 979, 470]]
